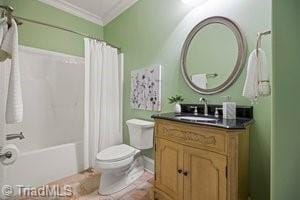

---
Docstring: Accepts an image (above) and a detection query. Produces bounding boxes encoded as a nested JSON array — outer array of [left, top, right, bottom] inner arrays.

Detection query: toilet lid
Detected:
[[97, 144, 136, 162]]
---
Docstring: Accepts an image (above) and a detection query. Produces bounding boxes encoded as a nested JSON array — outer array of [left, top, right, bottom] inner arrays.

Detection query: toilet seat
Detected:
[[97, 156, 135, 170], [96, 144, 139, 170], [97, 144, 136, 162]]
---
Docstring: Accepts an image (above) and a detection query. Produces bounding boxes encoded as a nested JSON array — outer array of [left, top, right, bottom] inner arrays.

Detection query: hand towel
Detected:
[[243, 48, 270, 103], [0, 21, 6, 147], [257, 49, 271, 96], [192, 74, 207, 89], [243, 50, 259, 102], [0, 17, 7, 147], [0, 17, 8, 61], [1, 19, 23, 124]]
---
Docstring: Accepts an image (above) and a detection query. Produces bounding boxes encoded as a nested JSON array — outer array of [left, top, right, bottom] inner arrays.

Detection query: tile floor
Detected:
[[16, 170, 154, 200], [79, 172, 154, 200]]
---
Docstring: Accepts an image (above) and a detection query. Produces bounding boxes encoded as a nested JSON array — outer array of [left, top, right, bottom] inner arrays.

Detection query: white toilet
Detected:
[[96, 119, 154, 195]]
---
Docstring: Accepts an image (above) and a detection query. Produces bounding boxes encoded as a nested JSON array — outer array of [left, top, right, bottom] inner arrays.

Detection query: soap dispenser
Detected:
[[222, 96, 236, 119]]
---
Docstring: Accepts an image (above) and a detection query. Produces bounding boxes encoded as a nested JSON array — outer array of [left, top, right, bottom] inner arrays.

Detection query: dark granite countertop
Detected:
[[151, 112, 254, 130]]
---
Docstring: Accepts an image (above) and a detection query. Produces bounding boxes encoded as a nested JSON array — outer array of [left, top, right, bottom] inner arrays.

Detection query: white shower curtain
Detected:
[[84, 38, 123, 168]]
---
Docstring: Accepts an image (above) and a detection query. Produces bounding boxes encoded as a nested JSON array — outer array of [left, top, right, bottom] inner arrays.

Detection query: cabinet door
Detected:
[[183, 146, 227, 200], [153, 189, 173, 200], [155, 138, 184, 200]]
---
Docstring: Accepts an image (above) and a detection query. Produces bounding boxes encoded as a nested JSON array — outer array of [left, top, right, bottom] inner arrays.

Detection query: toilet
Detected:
[[96, 119, 154, 195]]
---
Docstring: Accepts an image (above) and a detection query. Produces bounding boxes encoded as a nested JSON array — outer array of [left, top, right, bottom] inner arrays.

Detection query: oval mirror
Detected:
[[181, 16, 247, 95]]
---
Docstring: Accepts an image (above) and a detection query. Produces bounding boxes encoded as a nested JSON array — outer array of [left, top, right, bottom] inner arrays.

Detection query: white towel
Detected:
[[0, 18, 8, 148], [257, 49, 271, 96], [1, 19, 23, 124], [192, 74, 207, 89], [243, 48, 270, 103]]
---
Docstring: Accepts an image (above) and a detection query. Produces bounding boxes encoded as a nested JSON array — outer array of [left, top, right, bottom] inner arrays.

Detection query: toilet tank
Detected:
[[126, 119, 154, 150]]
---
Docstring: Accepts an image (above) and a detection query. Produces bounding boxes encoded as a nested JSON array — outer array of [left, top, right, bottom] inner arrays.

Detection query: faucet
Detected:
[[0, 151, 12, 159], [199, 97, 208, 116], [6, 132, 25, 141], [190, 106, 198, 115]]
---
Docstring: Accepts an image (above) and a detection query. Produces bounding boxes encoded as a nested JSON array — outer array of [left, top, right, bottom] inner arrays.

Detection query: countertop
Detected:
[[152, 112, 254, 130]]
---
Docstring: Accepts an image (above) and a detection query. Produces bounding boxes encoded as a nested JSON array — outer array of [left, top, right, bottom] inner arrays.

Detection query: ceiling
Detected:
[[38, 0, 138, 25]]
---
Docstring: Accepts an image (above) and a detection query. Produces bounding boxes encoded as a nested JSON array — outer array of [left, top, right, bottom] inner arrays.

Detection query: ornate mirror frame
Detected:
[[180, 16, 247, 95]]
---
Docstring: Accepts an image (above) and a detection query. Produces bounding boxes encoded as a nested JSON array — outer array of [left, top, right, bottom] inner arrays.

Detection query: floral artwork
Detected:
[[130, 65, 162, 111]]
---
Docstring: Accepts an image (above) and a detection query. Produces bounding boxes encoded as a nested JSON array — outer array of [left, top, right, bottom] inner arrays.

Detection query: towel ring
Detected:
[[256, 30, 271, 56], [0, 5, 23, 26]]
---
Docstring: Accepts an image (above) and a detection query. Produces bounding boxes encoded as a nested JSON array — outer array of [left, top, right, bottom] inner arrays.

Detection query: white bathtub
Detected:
[[3, 141, 84, 187], [0, 46, 85, 195]]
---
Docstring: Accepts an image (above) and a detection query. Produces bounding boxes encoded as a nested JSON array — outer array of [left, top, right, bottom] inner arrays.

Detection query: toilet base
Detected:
[[98, 155, 144, 195]]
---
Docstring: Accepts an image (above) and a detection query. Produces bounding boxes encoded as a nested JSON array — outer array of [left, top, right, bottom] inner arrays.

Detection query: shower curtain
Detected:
[[84, 39, 123, 168]]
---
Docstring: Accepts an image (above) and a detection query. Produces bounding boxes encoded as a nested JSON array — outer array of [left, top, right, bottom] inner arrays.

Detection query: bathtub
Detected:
[[0, 46, 85, 194], [3, 141, 84, 187]]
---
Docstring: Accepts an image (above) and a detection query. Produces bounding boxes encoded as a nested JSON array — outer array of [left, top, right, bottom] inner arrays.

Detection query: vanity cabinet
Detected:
[[153, 119, 250, 200]]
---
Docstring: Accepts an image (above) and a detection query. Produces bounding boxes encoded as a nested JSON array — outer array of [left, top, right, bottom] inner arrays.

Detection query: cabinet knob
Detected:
[[183, 171, 188, 176], [177, 169, 183, 174]]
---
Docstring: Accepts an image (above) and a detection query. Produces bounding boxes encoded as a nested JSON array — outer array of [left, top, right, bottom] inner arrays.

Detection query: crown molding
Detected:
[[102, 0, 138, 25], [38, 0, 104, 26]]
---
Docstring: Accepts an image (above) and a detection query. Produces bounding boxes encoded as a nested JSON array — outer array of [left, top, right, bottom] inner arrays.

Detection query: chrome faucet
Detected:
[[0, 151, 12, 159], [199, 97, 208, 116], [6, 132, 25, 141], [190, 106, 198, 114]]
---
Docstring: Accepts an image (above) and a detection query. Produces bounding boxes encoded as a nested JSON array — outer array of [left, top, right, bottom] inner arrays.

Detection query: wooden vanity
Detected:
[[152, 118, 250, 200]]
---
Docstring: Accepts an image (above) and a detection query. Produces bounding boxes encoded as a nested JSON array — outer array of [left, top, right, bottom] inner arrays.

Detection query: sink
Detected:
[[175, 116, 217, 122]]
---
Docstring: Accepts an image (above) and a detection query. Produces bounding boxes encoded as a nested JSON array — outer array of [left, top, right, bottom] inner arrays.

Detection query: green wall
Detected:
[[3, 0, 103, 57], [104, 0, 271, 199], [272, 0, 300, 199]]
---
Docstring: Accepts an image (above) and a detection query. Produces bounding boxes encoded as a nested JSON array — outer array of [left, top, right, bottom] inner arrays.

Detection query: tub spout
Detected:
[[6, 132, 25, 141]]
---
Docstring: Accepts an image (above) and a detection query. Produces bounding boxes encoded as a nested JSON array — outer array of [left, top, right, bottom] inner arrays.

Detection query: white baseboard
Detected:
[[143, 156, 154, 173]]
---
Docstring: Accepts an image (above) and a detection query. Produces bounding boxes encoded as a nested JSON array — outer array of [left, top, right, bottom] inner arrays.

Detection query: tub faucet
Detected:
[[6, 132, 25, 141], [0, 151, 12, 159], [199, 97, 208, 116]]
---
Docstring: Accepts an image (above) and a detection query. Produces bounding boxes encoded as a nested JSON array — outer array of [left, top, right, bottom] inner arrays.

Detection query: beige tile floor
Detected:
[[16, 170, 154, 200], [79, 172, 154, 200]]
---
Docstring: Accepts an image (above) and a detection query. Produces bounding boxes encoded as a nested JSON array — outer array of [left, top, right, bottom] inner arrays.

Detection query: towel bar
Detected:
[[190, 73, 218, 79]]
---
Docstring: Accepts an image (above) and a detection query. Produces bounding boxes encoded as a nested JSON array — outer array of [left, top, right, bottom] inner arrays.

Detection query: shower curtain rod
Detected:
[[0, 5, 121, 51], [14, 16, 121, 51]]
